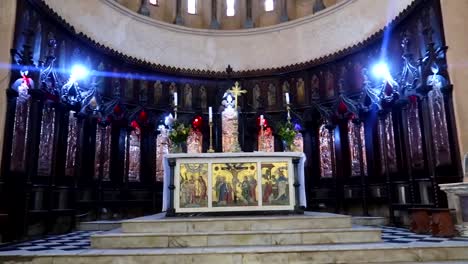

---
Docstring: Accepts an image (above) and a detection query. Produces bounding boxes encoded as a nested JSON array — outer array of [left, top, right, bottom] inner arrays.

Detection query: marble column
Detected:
[[0, 0, 17, 167], [279, 0, 288, 22], [244, 0, 253, 28], [175, 0, 184, 25], [210, 0, 220, 29], [440, 0, 468, 169]]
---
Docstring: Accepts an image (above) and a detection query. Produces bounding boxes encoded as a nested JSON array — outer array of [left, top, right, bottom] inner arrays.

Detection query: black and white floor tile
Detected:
[[381, 226, 468, 244], [0, 231, 101, 252], [1, 227, 468, 253]]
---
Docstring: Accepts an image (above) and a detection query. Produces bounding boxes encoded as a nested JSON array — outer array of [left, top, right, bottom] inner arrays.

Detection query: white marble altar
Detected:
[[163, 152, 306, 214]]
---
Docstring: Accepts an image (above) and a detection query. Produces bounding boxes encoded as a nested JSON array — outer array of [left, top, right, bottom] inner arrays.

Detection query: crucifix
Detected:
[[227, 81, 247, 110]]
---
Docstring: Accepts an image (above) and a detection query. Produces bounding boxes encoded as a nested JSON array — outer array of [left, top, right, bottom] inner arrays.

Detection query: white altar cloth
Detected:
[[162, 152, 306, 212]]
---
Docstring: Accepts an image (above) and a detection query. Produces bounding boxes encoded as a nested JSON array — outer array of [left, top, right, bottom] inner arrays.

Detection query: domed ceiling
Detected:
[[42, 0, 415, 73]]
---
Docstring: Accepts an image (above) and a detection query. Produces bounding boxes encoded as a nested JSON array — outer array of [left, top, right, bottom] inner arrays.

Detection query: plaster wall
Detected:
[[440, 0, 468, 173], [0, 0, 17, 170], [42, 0, 414, 72]]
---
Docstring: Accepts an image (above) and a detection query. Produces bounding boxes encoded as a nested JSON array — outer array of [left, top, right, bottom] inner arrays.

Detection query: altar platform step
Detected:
[[120, 212, 352, 233], [91, 226, 381, 249], [3, 243, 468, 263]]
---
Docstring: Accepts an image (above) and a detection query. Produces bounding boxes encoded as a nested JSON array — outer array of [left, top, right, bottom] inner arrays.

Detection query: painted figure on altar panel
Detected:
[[292, 132, 304, 152], [184, 83, 192, 109], [94, 125, 112, 181], [221, 92, 240, 152], [379, 113, 398, 174], [258, 127, 274, 152], [282, 81, 290, 106], [37, 105, 56, 176], [153, 81, 162, 105], [353, 62, 365, 92], [252, 84, 260, 109], [65, 111, 78, 177], [128, 127, 141, 182], [187, 128, 203, 153], [348, 120, 368, 177], [179, 163, 208, 208], [212, 163, 258, 207], [199, 85, 207, 109], [310, 74, 320, 100], [139, 79, 148, 104], [296, 78, 305, 105], [10, 77, 31, 172], [261, 162, 290, 205], [169, 82, 177, 96], [428, 74, 451, 166], [112, 69, 121, 98], [125, 74, 134, 100], [267, 83, 277, 107], [155, 125, 170, 182], [319, 123, 334, 178], [407, 97, 424, 169], [324, 70, 335, 98]]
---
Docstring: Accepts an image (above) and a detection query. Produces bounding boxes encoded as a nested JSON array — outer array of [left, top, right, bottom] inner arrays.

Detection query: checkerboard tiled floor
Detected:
[[381, 226, 468, 244], [1, 227, 468, 252], [0, 231, 102, 252]]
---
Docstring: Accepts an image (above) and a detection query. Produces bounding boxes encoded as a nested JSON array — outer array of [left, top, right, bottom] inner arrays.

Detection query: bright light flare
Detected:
[[372, 62, 391, 81], [70, 64, 89, 81]]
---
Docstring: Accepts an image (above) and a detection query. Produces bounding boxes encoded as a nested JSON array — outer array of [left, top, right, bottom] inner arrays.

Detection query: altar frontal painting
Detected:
[[179, 163, 208, 208], [212, 162, 258, 207], [261, 162, 290, 206]]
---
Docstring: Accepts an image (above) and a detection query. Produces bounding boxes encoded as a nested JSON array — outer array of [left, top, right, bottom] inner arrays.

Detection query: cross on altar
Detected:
[[228, 81, 247, 110]]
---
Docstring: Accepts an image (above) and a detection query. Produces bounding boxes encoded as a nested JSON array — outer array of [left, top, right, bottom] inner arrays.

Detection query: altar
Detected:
[[162, 152, 306, 215]]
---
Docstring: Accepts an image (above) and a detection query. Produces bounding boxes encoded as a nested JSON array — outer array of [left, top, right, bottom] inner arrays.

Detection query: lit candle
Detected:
[[260, 115, 264, 126], [209, 107, 213, 123], [285, 92, 290, 105], [173, 92, 178, 106]]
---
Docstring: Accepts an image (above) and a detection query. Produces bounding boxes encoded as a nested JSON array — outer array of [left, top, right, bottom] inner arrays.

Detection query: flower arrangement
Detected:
[[277, 122, 297, 148], [169, 120, 190, 144]]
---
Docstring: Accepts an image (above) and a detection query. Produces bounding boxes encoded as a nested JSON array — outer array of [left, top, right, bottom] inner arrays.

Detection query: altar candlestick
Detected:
[[174, 92, 178, 106], [285, 92, 290, 105], [209, 107, 213, 123]]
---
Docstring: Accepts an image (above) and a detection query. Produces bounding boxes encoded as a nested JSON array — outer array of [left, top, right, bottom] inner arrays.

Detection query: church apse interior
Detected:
[[1, 0, 468, 263]]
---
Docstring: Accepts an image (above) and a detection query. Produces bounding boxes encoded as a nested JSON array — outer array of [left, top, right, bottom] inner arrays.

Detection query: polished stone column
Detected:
[[280, 0, 288, 22], [244, 0, 253, 28], [175, 0, 184, 25], [210, 0, 220, 29]]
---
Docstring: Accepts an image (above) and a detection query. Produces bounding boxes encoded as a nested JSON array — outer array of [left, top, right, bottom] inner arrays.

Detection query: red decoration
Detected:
[[408, 95, 418, 105], [192, 115, 202, 130], [385, 82, 393, 96], [256, 116, 268, 128], [21, 73, 31, 87], [337, 100, 348, 115], [139, 110, 148, 123], [113, 105, 122, 115], [130, 120, 139, 129]]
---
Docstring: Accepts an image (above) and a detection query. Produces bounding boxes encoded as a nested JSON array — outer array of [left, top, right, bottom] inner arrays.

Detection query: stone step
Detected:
[[77, 220, 122, 231], [121, 212, 352, 233], [2, 243, 468, 263], [91, 226, 381, 249]]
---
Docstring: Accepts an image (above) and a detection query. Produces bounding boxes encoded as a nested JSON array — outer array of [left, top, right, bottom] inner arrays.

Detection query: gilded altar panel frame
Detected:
[[174, 157, 295, 213]]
